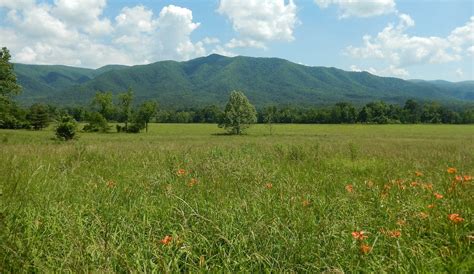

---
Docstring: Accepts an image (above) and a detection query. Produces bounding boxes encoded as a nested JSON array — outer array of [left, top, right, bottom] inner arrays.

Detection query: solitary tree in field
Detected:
[[219, 91, 257, 135]]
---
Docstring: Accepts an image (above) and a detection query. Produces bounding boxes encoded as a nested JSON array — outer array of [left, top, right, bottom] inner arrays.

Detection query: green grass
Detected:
[[1, 124, 473, 272]]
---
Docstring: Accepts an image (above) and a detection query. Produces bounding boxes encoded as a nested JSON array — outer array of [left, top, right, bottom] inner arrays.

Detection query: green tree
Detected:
[[92, 91, 114, 120], [27, 103, 49, 130], [0, 47, 21, 97], [118, 88, 134, 130], [0, 47, 25, 129], [83, 112, 109, 132], [218, 91, 257, 135], [136, 101, 158, 132], [263, 105, 277, 135], [55, 115, 77, 141]]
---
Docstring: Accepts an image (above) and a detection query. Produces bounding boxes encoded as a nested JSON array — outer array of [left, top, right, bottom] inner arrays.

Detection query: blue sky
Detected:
[[0, 0, 473, 81]]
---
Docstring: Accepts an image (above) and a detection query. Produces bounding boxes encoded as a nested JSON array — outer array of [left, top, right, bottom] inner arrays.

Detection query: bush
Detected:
[[55, 115, 77, 141], [83, 112, 109, 132], [125, 123, 142, 133]]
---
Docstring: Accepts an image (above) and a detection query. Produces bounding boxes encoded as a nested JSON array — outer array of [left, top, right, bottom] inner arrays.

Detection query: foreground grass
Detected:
[[1, 124, 473, 272]]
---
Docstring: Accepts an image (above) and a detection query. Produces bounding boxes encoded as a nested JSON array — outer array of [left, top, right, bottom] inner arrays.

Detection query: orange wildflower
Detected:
[[427, 204, 435, 209], [454, 175, 463, 182], [265, 183, 273, 189], [388, 230, 401, 238], [448, 213, 464, 224], [360, 244, 371, 254], [160, 235, 172, 245], [345, 184, 354, 193], [463, 175, 472, 181], [410, 181, 418, 187], [352, 231, 368, 240], [176, 169, 186, 176], [415, 171, 423, 177], [302, 200, 311, 207], [106, 180, 116, 188], [188, 178, 198, 187], [434, 193, 443, 199], [447, 167, 457, 174]]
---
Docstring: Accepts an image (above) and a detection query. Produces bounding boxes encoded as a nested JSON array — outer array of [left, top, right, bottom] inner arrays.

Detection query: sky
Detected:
[[0, 0, 473, 81]]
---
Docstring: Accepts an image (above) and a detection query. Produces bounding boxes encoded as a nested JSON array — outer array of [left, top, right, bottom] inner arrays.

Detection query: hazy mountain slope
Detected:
[[13, 54, 473, 107]]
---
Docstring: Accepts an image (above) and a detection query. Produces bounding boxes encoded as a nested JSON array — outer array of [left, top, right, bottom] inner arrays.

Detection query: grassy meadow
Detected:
[[1, 124, 473, 272]]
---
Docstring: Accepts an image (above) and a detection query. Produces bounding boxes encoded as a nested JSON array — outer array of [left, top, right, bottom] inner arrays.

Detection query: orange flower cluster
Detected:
[[352, 231, 368, 241], [360, 244, 371, 254], [176, 169, 187, 176], [345, 184, 354, 193], [265, 183, 273, 189], [415, 171, 423, 177], [388, 230, 401, 238], [448, 213, 464, 224], [447, 167, 457, 174], [434, 193, 443, 199], [161, 235, 172, 245]]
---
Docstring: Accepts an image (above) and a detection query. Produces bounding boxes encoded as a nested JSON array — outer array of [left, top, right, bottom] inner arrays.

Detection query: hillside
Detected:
[[13, 54, 474, 108]]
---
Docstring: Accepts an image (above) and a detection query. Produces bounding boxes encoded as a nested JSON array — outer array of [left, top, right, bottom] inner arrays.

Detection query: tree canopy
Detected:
[[218, 91, 257, 135]]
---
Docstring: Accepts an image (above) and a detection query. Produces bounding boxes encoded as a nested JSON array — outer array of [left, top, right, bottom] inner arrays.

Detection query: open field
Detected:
[[1, 124, 473, 272]]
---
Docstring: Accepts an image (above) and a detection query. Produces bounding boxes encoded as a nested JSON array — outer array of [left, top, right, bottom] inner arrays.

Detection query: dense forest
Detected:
[[2, 94, 474, 131]]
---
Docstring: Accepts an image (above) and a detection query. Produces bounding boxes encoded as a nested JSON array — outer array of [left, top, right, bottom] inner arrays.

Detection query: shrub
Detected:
[[83, 112, 109, 132], [55, 115, 77, 141]]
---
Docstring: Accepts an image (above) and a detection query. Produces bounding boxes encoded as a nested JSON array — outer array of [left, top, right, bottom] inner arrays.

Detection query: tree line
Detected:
[[2, 46, 474, 137]]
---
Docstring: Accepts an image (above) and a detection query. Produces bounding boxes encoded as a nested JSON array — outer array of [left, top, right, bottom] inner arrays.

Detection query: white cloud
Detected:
[[346, 14, 473, 77], [154, 5, 205, 61], [0, 0, 35, 10], [225, 38, 266, 49], [211, 45, 237, 57], [217, 0, 298, 49], [467, 46, 474, 56], [202, 37, 220, 45], [456, 68, 464, 78], [0, 1, 207, 67], [52, 0, 112, 35], [315, 0, 396, 18], [115, 5, 156, 33]]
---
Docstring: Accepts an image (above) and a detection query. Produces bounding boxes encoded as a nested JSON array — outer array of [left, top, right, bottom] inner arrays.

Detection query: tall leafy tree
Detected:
[[118, 88, 134, 130], [263, 105, 277, 135], [92, 91, 114, 120], [136, 101, 158, 133], [0, 47, 21, 97], [0, 47, 25, 129], [27, 103, 49, 130], [218, 91, 257, 135]]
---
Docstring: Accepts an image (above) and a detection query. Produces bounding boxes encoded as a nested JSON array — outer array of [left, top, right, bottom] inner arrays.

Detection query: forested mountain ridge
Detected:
[[13, 54, 474, 108]]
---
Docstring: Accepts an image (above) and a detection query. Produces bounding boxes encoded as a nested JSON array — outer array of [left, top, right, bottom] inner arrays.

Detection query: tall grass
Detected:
[[1, 124, 473, 272]]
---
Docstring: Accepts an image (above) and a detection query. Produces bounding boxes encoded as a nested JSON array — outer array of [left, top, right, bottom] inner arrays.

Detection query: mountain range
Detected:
[[13, 54, 474, 108]]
